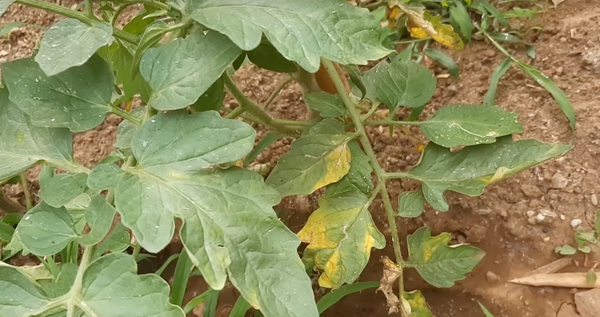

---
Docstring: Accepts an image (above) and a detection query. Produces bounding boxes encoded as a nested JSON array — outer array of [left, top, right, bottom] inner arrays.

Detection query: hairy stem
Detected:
[[321, 59, 407, 316], [19, 172, 33, 210], [111, 105, 142, 126], [265, 74, 294, 110], [16, 0, 137, 44]]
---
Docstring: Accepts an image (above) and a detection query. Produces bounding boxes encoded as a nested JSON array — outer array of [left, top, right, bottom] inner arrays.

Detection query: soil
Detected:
[[2, 1, 600, 316]]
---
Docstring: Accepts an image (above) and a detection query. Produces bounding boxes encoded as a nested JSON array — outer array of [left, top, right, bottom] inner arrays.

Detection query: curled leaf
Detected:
[[377, 256, 403, 314]]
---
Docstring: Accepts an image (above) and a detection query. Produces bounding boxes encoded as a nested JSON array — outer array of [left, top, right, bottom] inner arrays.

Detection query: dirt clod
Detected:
[[574, 288, 600, 317]]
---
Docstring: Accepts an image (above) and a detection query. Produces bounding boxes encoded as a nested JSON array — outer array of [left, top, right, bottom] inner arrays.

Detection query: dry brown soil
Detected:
[[2, 1, 600, 316]]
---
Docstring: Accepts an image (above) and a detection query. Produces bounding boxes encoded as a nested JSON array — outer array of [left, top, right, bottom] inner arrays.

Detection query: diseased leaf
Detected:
[[407, 228, 484, 287], [397, 191, 425, 218], [80, 254, 184, 317], [304, 92, 347, 118], [87, 163, 123, 191], [266, 119, 352, 197], [298, 191, 385, 288], [18, 203, 77, 256], [78, 195, 116, 246], [190, 78, 225, 112], [362, 59, 436, 112], [35, 19, 113, 76], [377, 256, 407, 315], [141, 31, 242, 110], [2, 55, 114, 132], [406, 137, 571, 211], [40, 173, 88, 208], [420, 105, 523, 148], [190, 0, 391, 72], [484, 58, 512, 107], [404, 290, 434, 317], [316, 281, 379, 314], [423, 48, 459, 78], [113, 111, 317, 317], [0, 89, 73, 181], [247, 41, 297, 73], [327, 141, 373, 197], [0, 267, 49, 317]]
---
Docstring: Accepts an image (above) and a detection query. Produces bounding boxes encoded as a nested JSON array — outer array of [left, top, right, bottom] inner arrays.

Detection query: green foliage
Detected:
[[0, 0, 573, 316]]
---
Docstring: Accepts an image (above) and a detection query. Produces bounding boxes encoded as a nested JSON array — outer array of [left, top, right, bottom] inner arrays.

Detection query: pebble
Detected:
[[551, 172, 569, 189], [591, 194, 598, 206], [575, 288, 600, 317], [571, 219, 583, 228], [526, 210, 536, 218], [485, 271, 500, 283]]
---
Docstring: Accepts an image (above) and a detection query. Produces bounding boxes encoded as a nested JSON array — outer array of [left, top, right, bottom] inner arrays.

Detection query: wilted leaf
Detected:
[[406, 228, 484, 287], [420, 105, 523, 147], [304, 92, 347, 118], [114, 111, 318, 317], [397, 191, 425, 218], [140, 31, 242, 110], [377, 256, 409, 315], [0, 89, 73, 181], [35, 19, 113, 76], [406, 137, 571, 211], [190, 0, 391, 72], [78, 195, 116, 246], [2, 55, 114, 132], [404, 290, 434, 317], [362, 59, 436, 112], [18, 203, 77, 256], [298, 191, 385, 288], [266, 119, 352, 197], [39, 173, 88, 208]]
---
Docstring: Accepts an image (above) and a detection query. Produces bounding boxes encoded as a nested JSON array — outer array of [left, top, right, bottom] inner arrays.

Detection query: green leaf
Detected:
[[595, 210, 600, 235], [96, 222, 130, 255], [40, 173, 88, 208], [0, 0, 15, 16], [78, 195, 116, 246], [305, 92, 347, 118], [40, 263, 77, 298], [476, 0, 510, 29], [317, 281, 379, 314], [228, 296, 252, 317], [423, 48, 459, 78], [0, 220, 14, 242], [109, 42, 151, 103], [420, 105, 523, 148], [0, 267, 49, 317], [18, 203, 77, 256], [131, 21, 170, 79], [343, 65, 367, 99], [298, 191, 385, 289], [404, 290, 434, 317], [266, 119, 352, 197], [587, 270, 597, 285], [449, 1, 472, 41], [114, 108, 144, 150], [515, 61, 575, 129], [123, 12, 156, 35], [362, 59, 436, 112], [247, 41, 297, 73], [34, 19, 113, 76], [190, 0, 391, 72], [484, 58, 512, 107], [326, 141, 373, 197], [87, 163, 122, 190], [398, 191, 425, 218], [114, 111, 318, 317], [183, 289, 219, 314], [141, 31, 242, 110], [190, 78, 225, 112], [478, 302, 496, 317], [0, 90, 73, 181], [406, 137, 571, 211], [2, 55, 114, 132], [243, 131, 286, 166], [554, 245, 576, 255], [407, 228, 484, 288], [81, 254, 184, 317]]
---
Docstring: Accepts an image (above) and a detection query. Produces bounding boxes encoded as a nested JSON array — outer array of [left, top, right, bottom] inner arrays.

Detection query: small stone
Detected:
[[551, 173, 569, 189], [542, 236, 550, 242], [482, 49, 496, 58], [591, 194, 598, 206], [556, 66, 564, 75], [575, 288, 600, 317], [485, 271, 500, 283], [560, 214, 566, 220], [536, 213, 546, 223], [571, 219, 583, 228], [527, 217, 537, 225], [526, 210, 536, 218]]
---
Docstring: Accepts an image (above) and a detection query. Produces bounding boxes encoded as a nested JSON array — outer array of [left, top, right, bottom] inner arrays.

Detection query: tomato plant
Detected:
[[0, 0, 573, 316]]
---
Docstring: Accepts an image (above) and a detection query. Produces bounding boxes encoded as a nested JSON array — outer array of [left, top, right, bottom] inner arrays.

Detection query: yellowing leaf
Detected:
[[404, 290, 434, 317], [298, 191, 385, 289]]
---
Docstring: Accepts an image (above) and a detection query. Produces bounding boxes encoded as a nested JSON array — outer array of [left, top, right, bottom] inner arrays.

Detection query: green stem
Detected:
[[321, 59, 407, 316], [83, 0, 94, 18], [131, 242, 142, 261], [111, 0, 170, 10], [264, 74, 294, 110], [111, 105, 142, 126], [363, 120, 423, 126], [19, 172, 33, 210], [226, 106, 246, 119], [384, 172, 412, 180], [15, 0, 138, 44], [155, 253, 180, 276], [171, 250, 193, 306], [67, 246, 93, 317]]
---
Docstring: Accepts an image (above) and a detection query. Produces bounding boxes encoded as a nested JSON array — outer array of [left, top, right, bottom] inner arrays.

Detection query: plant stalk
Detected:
[[321, 59, 407, 316], [363, 120, 423, 126], [171, 250, 193, 306], [83, 0, 94, 18], [19, 172, 33, 210], [264, 74, 294, 110], [111, 105, 142, 126]]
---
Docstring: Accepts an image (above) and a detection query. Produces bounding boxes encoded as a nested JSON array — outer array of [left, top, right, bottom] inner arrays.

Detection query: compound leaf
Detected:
[[266, 119, 352, 197], [18, 203, 77, 256], [407, 228, 484, 288], [2, 55, 114, 132], [420, 105, 523, 148], [140, 31, 242, 111], [40, 173, 88, 208], [305, 92, 347, 118], [78, 195, 116, 246], [114, 111, 317, 317], [80, 254, 184, 317], [363, 59, 436, 112], [0, 89, 73, 181], [405, 137, 571, 211], [404, 290, 434, 317], [298, 191, 385, 289], [397, 191, 425, 218], [35, 19, 113, 76], [0, 267, 49, 317], [190, 0, 391, 72]]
